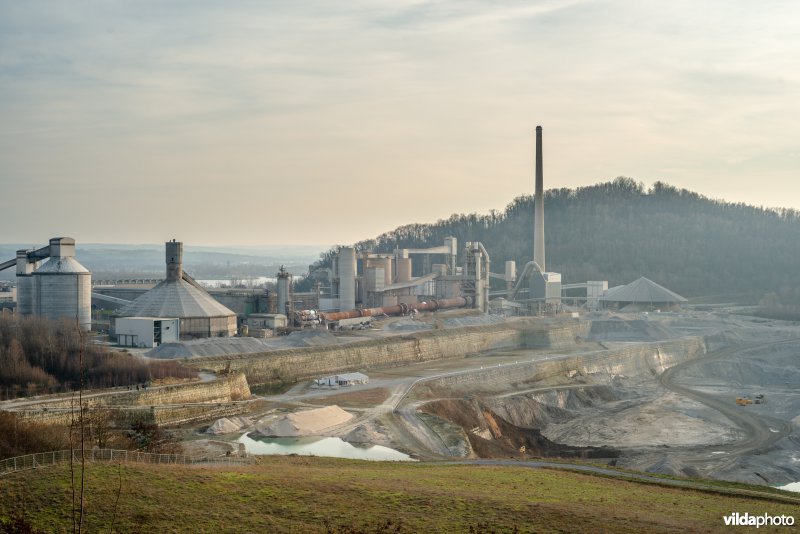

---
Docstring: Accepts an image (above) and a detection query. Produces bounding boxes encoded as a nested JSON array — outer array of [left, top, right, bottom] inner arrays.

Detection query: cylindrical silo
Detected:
[[377, 257, 393, 287], [33, 238, 92, 330], [444, 236, 458, 274], [277, 266, 291, 315], [338, 247, 356, 312], [395, 258, 412, 283], [504, 261, 516, 282], [15, 250, 37, 316]]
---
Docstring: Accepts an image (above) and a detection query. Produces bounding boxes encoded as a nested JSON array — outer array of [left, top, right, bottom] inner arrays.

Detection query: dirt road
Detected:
[[658, 339, 797, 471]]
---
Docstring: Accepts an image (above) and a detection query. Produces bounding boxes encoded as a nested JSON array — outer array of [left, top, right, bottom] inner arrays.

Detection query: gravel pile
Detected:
[[253, 405, 352, 437], [205, 416, 253, 435]]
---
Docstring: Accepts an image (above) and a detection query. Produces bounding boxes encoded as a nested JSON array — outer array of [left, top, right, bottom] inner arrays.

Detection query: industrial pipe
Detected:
[[311, 296, 473, 323]]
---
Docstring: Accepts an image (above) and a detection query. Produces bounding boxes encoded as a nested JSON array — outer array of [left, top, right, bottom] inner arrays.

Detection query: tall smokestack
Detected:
[[533, 125, 545, 272]]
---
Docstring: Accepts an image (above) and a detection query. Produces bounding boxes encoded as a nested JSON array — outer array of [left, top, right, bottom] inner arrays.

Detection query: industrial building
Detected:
[[317, 237, 486, 315], [0, 126, 627, 338], [0, 237, 92, 330], [115, 240, 237, 339], [290, 125, 615, 328], [116, 317, 180, 348], [314, 372, 369, 387], [246, 313, 288, 337]]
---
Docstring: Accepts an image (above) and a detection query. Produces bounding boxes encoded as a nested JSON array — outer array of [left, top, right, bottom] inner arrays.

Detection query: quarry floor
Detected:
[[189, 309, 800, 488]]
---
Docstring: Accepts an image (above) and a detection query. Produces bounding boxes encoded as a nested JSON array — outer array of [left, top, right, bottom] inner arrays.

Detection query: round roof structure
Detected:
[[116, 278, 235, 319], [116, 241, 237, 338]]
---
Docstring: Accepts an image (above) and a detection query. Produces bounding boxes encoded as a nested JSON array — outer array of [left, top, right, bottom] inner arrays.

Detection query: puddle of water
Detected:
[[776, 482, 800, 493], [238, 433, 416, 462]]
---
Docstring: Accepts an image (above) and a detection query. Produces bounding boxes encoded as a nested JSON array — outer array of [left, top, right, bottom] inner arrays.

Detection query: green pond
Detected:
[[238, 433, 416, 462]]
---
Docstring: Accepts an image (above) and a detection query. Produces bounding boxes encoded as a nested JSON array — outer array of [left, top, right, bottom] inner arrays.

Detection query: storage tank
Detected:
[[444, 236, 458, 273], [32, 238, 92, 330], [504, 261, 516, 282], [337, 247, 356, 312], [15, 249, 38, 316], [395, 258, 412, 283], [377, 257, 393, 286]]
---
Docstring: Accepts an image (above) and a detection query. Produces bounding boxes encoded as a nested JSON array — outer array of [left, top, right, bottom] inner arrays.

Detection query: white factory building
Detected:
[[115, 316, 180, 348]]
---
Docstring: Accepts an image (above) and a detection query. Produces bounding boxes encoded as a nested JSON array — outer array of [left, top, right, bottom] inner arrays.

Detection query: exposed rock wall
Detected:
[[7, 374, 252, 427], [420, 337, 706, 394]]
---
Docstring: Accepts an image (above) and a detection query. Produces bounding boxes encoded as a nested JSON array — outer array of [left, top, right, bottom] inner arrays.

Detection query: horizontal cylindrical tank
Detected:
[[395, 258, 412, 283], [33, 238, 91, 330], [318, 296, 473, 322]]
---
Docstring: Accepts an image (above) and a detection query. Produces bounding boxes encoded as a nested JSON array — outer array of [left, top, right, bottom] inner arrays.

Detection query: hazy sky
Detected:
[[1, 1, 798, 247]]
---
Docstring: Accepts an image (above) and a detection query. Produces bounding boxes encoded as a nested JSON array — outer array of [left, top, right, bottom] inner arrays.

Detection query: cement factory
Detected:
[[1, 126, 799, 495], [0, 126, 686, 346]]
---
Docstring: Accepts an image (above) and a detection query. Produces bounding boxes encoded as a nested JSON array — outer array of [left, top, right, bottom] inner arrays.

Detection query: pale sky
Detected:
[[1, 1, 798, 247]]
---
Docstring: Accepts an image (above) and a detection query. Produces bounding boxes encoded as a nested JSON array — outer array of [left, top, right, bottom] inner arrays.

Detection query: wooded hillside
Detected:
[[302, 178, 800, 301]]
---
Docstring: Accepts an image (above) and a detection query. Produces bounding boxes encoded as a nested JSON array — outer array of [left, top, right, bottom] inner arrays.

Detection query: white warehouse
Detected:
[[116, 317, 180, 348]]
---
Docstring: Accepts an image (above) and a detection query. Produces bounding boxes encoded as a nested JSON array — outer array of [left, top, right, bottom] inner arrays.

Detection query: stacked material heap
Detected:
[[600, 277, 687, 308]]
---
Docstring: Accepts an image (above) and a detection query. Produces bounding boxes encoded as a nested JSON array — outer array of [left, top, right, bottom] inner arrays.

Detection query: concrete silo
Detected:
[[15, 249, 38, 316], [337, 247, 356, 312], [32, 238, 92, 330]]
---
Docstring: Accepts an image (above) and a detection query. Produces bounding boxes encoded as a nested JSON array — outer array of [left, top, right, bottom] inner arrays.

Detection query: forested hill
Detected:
[[306, 178, 800, 300]]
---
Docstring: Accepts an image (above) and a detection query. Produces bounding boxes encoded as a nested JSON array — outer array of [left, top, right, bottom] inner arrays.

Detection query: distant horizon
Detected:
[[2, 177, 799, 248]]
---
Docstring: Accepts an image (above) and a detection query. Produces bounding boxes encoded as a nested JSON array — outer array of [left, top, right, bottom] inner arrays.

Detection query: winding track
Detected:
[[658, 339, 796, 470]]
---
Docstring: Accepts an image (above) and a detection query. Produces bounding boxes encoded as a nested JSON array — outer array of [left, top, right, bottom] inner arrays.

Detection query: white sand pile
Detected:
[[205, 416, 252, 435], [256, 405, 353, 437]]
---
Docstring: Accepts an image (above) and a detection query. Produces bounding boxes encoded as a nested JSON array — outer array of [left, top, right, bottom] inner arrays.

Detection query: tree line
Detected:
[[0, 316, 196, 400], [299, 178, 800, 302]]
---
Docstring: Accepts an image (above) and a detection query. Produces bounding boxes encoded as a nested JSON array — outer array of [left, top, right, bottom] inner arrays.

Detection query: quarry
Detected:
[[178, 307, 797, 487], [2, 126, 798, 495], [5, 307, 798, 491]]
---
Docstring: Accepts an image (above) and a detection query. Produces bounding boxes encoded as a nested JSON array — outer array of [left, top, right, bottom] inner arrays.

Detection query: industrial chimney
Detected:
[[166, 239, 183, 281], [533, 125, 545, 272]]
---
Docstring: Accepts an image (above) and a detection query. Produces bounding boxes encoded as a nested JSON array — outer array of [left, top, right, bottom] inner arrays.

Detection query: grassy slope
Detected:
[[1, 457, 796, 533]]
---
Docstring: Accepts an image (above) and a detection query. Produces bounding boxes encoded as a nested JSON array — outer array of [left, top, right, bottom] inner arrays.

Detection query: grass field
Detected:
[[0, 457, 796, 533]]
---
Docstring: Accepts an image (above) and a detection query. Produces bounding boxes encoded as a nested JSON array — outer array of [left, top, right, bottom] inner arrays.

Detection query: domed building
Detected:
[[115, 240, 237, 339]]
